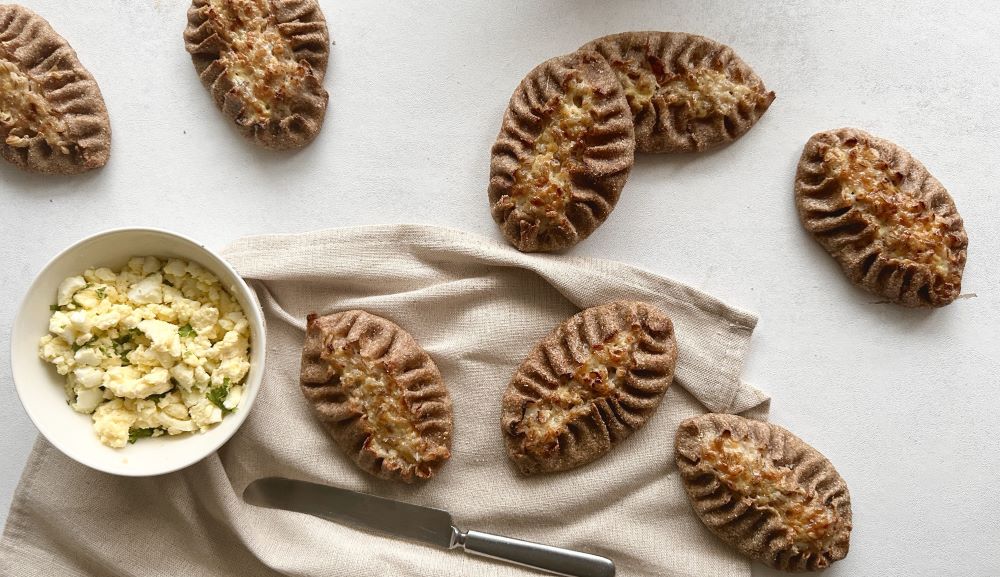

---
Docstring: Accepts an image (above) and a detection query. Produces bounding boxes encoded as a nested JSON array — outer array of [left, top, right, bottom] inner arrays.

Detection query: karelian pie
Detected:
[[676, 413, 852, 572], [795, 128, 967, 307], [300, 311, 453, 483], [489, 50, 635, 252], [184, 0, 330, 149], [0, 4, 110, 174], [580, 31, 774, 153], [502, 301, 677, 474]]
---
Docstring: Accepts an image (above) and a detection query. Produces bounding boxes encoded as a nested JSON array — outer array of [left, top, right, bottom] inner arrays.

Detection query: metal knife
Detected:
[[243, 477, 615, 577]]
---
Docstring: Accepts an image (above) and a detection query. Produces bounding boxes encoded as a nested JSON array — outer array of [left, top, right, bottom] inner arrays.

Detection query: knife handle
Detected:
[[456, 530, 615, 577]]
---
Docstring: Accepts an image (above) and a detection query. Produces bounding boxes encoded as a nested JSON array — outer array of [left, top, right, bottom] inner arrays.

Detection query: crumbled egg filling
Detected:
[[699, 433, 841, 554], [509, 77, 597, 230], [207, 0, 309, 125], [38, 257, 251, 448], [0, 58, 72, 153], [823, 142, 963, 281], [331, 344, 448, 469], [517, 328, 639, 455]]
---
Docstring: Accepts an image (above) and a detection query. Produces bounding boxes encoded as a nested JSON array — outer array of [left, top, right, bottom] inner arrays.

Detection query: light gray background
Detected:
[[1, 1, 998, 576]]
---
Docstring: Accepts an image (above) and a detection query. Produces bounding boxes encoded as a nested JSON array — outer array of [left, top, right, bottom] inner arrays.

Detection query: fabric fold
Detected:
[[1, 224, 768, 577], [223, 224, 760, 415]]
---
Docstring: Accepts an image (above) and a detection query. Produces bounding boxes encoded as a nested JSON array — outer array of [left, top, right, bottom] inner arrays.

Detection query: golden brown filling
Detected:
[[0, 58, 72, 153], [662, 68, 757, 119], [331, 344, 447, 468], [610, 55, 759, 120], [510, 77, 596, 229], [207, 0, 309, 125], [823, 142, 963, 281], [700, 433, 841, 554], [609, 56, 659, 114], [517, 327, 639, 455]]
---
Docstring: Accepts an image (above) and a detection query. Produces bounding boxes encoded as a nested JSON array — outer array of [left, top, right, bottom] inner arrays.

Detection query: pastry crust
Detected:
[[795, 128, 968, 307], [0, 4, 110, 174], [184, 0, 329, 150], [489, 50, 635, 252], [676, 414, 852, 572], [502, 301, 676, 475], [580, 31, 774, 153], [300, 311, 453, 483]]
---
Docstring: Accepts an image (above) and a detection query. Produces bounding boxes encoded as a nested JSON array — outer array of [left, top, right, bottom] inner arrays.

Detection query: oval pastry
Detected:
[[580, 31, 774, 153], [502, 301, 676, 475], [0, 4, 111, 174], [488, 50, 635, 252], [300, 311, 453, 482], [795, 128, 968, 307], [184, 0, 330, 149], [675, 413, 852, 572]]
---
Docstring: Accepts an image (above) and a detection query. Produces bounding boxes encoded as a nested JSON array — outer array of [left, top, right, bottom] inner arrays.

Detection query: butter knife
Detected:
[[243, 477, 615, 577]]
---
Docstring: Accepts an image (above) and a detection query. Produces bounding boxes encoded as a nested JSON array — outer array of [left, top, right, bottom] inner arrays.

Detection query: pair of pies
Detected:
[[298, 301, 677, 483], [498, 304, 851, 572], [488, 31, 776, 252], [0, 0, 329, 174], [299, 303, 853, 572]]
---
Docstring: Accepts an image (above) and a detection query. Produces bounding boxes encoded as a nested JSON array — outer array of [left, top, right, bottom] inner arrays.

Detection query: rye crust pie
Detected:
[[184, 0, 329, 149], [795, 128, 967, 307], [502, 301, 676, 475], [489, 50, 635, 253], [676, 413, 852, 572], [580, 31, 774, 153], [300, 311, 453, 483], [0, 4, 111, 174]]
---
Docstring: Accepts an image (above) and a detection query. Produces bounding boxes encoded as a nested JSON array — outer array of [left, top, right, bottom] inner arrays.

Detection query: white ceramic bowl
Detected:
[[9, 228, 266, 476]]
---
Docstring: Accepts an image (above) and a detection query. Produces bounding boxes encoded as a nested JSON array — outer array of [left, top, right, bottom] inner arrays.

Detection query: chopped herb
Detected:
[[114, 328, 142, 345], [127, 428, 158, 444], [206, 378, 232, 413], [73, 283, 91, 299], [72, 337, 96, 352], [178, 324, 196, 338], [96, 287, 106, 299], [49, 304, 61, 312]]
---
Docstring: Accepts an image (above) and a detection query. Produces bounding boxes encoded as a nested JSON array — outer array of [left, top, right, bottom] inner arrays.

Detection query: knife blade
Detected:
[[243, 477, 615, 577], [244, 476, 456, 549]]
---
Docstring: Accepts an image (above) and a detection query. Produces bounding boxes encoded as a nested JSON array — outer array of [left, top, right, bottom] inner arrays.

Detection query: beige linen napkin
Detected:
[[0, 224, 768, 577]]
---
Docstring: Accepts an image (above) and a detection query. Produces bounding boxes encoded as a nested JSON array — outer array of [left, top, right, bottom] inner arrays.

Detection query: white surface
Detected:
[[0, 1, 997, 575], [9, 228, 266, 476]]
